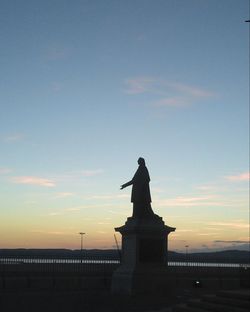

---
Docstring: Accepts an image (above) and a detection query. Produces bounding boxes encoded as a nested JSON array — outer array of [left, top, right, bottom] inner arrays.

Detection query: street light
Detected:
[[185, 245, 189, 266], [79, 232, 85, 263]]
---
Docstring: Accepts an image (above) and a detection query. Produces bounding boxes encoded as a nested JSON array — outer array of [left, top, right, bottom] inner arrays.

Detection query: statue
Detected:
[[113, 158, 176, 295], [120, 157, 155, 218]]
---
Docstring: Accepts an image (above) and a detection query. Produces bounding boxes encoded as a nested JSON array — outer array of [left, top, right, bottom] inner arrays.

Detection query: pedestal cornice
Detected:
[[115, 216, 176, 235]]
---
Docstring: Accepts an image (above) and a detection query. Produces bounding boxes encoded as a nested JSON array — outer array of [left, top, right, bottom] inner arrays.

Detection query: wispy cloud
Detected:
[[154, 97, 188, 107], [124, 77, 155, 94], [214, 240, 249, 244], [176, 229, 197, 233], [225, 172, 249, 182], [81, 169, 104, 177], [169, 81, 214, 97], [195, 185, 216, 191], [45, 44, 72, 61], [87, 194, 129, 200], [12, 176, 55, 187], [29, 230, 66, 235], [3, 133, 24, 142], [207, 221, 249, 229], [124, 77, 214, 107], [198, 233, 219, 236], [48, 212, 62, 216], [49, 169, 104, 184], [154, 195, 228, 207], [47, 206, 85, 217], [55, 192, 75, 198], [64, 207, 82, 212], [108, 209, 130, 216], [0, 167, 12, 174]]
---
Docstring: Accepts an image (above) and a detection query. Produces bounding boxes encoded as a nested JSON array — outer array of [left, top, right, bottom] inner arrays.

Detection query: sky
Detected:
[[0, 0, 249, 252]]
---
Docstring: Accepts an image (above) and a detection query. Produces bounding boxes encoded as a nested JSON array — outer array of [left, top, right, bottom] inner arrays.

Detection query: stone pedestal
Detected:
[[111, 215, 175, 295]]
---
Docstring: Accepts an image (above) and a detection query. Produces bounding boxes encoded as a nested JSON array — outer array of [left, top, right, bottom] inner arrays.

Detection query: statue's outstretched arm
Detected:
[[120, 180, 133, 190]]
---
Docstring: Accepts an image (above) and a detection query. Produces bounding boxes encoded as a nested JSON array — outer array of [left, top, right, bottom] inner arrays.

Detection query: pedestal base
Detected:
[[112, 264, 173, 295], [111, 216, 175, 295]]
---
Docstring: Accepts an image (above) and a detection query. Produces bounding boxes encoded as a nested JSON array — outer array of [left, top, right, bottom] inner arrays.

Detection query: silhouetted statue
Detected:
[[120, 157, 155, 218]]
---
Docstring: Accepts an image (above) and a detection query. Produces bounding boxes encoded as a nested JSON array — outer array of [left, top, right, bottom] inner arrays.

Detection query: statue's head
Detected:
[[138, 157, 145, 166]]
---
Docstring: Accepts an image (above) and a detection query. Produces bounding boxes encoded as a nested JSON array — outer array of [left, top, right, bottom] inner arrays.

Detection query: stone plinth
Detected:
[[111, 215, 175, 295]]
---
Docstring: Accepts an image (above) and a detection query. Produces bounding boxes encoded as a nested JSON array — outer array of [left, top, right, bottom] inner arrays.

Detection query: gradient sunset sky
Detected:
[[0, 0, 249, 252]]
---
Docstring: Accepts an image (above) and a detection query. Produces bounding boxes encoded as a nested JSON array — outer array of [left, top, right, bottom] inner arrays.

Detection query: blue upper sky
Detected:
[[0, 0, 249, 251]]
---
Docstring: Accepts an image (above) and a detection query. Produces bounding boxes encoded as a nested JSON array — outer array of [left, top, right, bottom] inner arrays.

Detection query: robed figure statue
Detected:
[[120, 157, 155, 218]]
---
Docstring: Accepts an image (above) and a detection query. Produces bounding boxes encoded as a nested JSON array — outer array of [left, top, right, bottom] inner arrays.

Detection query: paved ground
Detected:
[[0, 288, 249, 312], [0, 289, 185, 312]]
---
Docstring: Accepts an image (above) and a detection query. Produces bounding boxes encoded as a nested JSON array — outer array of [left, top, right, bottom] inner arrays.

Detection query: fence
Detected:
[[0, 254, 249, 292], [0, 254, 120, 275], [0, 254, 249, 275]]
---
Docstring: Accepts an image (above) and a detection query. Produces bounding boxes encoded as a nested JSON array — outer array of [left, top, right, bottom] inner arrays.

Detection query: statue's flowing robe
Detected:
[[122, 164, 154, 218], [127, 165, 152, 203]]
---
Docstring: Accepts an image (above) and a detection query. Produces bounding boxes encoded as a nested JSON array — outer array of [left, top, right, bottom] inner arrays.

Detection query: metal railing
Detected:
[[0, 253, 249, 274], [0, 255, 120, 274]]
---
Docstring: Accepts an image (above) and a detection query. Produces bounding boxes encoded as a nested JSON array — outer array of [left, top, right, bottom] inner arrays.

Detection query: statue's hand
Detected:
[[120, 185, 124, 190]]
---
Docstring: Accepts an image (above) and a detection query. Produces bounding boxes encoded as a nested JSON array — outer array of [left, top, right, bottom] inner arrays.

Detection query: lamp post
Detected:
[[185, 245, 189, 266], [79, 232, 85, 263]]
